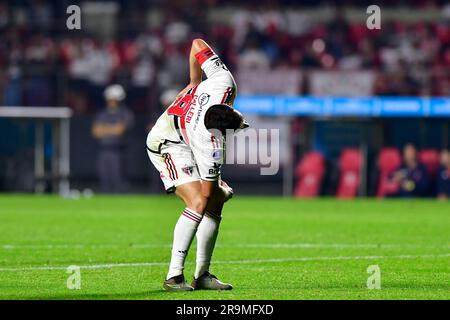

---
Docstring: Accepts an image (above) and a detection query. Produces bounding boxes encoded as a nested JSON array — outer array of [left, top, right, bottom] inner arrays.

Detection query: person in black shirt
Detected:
[[389, 143, 429, 197], [437, 149, 450, 200], [91, 84, 134, 193]]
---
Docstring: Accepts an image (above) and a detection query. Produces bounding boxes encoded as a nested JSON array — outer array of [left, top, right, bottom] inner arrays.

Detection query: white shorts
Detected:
[[147, 142, 201, 193]]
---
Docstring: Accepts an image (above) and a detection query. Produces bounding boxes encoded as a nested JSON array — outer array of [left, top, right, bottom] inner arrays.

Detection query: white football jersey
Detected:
[[147, 48, 237, 181]]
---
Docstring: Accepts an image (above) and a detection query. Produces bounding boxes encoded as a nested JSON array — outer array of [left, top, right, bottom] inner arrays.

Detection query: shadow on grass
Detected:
[[9, 282, 449, 300], [20, 289, 232, 300], [16, 289, 240, 300], [18, 290, 167, 300]]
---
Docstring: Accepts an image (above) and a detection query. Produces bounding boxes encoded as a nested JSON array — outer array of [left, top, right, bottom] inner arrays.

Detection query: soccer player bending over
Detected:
[[146, 39, 248, 291]]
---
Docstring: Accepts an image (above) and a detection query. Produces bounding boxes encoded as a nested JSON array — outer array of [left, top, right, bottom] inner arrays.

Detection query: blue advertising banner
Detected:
[[234, 96, 450, 118]]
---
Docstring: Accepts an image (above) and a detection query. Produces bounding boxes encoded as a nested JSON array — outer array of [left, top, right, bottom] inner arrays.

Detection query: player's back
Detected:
[[147, 47, 236, 153]]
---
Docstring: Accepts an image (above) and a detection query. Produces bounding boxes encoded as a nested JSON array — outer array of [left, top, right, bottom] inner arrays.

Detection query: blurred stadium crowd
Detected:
[[1, 0, 450, 113], [0, 0, 449, 197]]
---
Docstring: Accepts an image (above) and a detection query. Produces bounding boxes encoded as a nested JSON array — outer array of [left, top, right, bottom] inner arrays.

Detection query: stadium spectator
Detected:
[[0, 2, 9, 29], [85, 40, 116, 108], [159, 45, 189, 90], [3, 65, 22, 106], [437, 149, 450, 199], [91, 84, 134, 193], [65, 38, 92, 89], [128, 49, 155, 112], [24, 33, 55, 106], [388, 144, 429, 197], [238, 37, 271, 70], [28, 0, 53, 31]]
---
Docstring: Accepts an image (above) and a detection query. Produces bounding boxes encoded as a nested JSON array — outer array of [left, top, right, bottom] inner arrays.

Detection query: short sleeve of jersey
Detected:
[[190, 132, 224, 181], [195, 48, 230, 80]]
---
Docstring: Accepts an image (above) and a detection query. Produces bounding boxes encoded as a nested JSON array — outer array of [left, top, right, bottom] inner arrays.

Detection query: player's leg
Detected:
[[192, 180, 233, 290], [165, 181, 206, 281], [194, 181, 227, 278], [147, 143, 207, 291]]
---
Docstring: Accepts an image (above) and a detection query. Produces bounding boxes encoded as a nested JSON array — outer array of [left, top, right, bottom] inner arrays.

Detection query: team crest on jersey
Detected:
[[182, 166, 194, 176], [198, 93, 210, 106]]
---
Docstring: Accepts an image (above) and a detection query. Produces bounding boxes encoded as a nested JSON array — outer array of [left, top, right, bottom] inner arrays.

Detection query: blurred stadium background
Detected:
[[0, 0, 450, 199]]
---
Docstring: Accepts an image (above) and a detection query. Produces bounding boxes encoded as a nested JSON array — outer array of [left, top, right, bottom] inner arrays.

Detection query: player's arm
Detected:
[[92, 122, 127, 138], [176, 39, 211, 98], [189, 39, 209, 84], [92, 122, 109, 138]]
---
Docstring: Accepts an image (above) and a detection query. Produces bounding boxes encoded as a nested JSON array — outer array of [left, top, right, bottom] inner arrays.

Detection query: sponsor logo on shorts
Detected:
[[208, 163, 221, 175]]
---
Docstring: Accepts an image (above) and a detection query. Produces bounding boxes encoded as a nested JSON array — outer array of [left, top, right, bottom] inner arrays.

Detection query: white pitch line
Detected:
[[0, 244, 171, 249], [234, 243, 450, 249], [0, 253, 449, 272], [1, 243, 449, 250]]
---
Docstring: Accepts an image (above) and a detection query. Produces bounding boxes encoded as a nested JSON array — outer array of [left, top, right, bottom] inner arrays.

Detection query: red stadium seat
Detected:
[[376, 147, 401, 197], [294, 151, 325, 198], [336, 148, 362, 198], [419, 149, 440, 178]]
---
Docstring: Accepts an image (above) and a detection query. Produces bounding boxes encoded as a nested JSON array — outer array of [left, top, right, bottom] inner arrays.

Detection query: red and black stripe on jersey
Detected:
[[194, 48, 216, 65], [221, 86, 236, 105]]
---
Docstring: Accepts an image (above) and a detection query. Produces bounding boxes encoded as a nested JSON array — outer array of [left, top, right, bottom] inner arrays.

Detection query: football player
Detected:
[[146, 39, 248, 291]]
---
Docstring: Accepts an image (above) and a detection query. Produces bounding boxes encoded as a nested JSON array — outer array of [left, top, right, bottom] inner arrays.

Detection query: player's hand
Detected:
[[220, 180, 233, 202]]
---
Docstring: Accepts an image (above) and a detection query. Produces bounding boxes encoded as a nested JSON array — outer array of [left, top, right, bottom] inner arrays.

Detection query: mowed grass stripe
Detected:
[[0, 253, 449, 271], [1, 243, 449, 250]]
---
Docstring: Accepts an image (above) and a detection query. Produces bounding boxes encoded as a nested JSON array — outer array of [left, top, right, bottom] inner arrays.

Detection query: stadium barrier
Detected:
[[0, 107, 72, 195]]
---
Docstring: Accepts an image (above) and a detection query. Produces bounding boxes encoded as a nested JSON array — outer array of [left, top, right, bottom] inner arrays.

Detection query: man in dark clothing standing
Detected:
[[437, 149, 450, 200], [388, 143, 429, 197], [92, 84, 134, 193]]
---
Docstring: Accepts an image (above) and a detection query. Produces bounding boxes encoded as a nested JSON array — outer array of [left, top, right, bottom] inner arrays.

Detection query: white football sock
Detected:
[[194, 211, 221, 279], [166, 208, 203, 280]]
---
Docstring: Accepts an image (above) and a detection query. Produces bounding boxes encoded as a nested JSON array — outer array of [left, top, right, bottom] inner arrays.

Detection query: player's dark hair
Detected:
[[204, 104, 245, 135]]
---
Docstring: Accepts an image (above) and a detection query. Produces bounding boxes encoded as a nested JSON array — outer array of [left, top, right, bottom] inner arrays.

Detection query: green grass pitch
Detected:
[[0, 194, 449, 300]]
